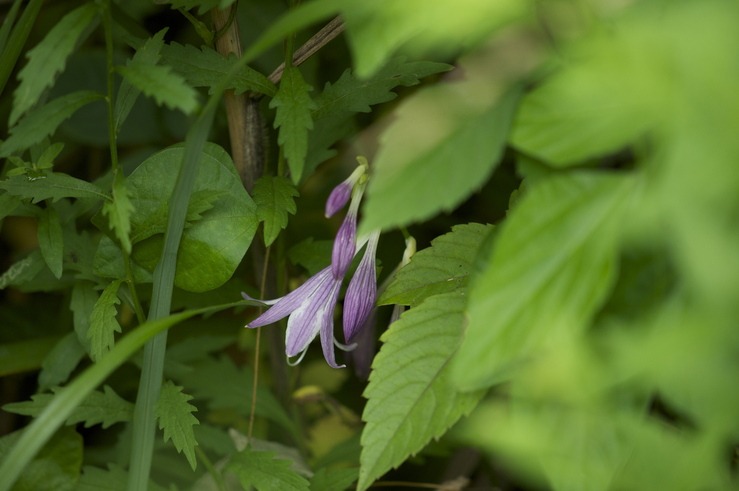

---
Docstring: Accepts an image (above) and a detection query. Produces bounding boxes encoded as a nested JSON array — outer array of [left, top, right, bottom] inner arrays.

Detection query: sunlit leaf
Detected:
[[156, 381, 199, 470], [253, 175, 299, 246]]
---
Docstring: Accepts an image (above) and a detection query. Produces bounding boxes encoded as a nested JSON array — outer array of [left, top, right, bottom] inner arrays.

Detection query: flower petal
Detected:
[[325, 181, 352, 218], [331, 210, 357, 278], [284, 271, 341, 358], [343, 231, 380, 342], [319, 280, 345, 368]]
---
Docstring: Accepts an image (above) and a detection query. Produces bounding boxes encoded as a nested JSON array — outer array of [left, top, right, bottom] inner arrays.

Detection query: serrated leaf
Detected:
[[3, 386, 133, 429], [0, 172, 108, 204], [0, 250, 45, 289], [162, 42, 276, 96], [38, 333, 86, 392], [37, 205, 64, 279], [117, 62, 198, 114], [101, 179, 134, 253], [380, 223, 492, 307], [253, 175, 299, 246], [360, 86, 521, 233], [156, 381, 199, 470], [1, 90, 104, 157], [10, 2, 99, 125], [88, 279, 123, 362], [270, 66, 316, 183], [227, 449, 310, 491], [452, 173, 635, 390], [310, 467, 358, 491], [358, 291, 485, 491]]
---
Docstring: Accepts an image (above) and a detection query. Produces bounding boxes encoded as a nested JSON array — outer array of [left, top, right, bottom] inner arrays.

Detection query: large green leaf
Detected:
[[227, 449, 310, 491], [93, 143, 258, 292], [360, 85, 521, 233], [380, 223, 492, 307], [452, 172, 635, 390], [155, 381, 199, 470], [358, 292, 485, 490]]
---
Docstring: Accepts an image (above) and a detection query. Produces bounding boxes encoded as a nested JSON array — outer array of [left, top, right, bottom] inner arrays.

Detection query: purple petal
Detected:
[[331, 211, 357, 278], [247, 267, 333, 328], [343, 231, 379, 342], [319, 281, 345, 368], [284, 270, 341, 357], [325, 182, 352, 218]]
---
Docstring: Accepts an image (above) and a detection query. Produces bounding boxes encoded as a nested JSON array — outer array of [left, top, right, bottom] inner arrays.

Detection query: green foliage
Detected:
[[0, 172, 108, 203], [37, 205, 64, 278], [88, 279, 123, 361], [116, 62, 198, 115], [227, 448, 311, 491], [380, 223, 492, 307], [359, 292, 485, 490], [155, 380, 200, 470], [167, 0, 237, 15], [309, 467, 358, 491], [38, 333, 86, 391], [77, 464, 169, 491], [253, 175, 299, 246], [271, 66, 316, 183], [101, 179, 134, 254]]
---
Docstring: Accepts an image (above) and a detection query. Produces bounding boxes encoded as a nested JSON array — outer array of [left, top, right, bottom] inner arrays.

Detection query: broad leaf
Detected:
[[117, 63, 198, 114], [253, 175, 299, 246], [380, 223, 492, 307], [270, 66, 316, 183], [3, 386, 133, 429], [38, 333, 86, 392], [37, 205, 64, 279], [0, 172, 108, 204], [1, 91, 104, 157], [227, 449, 310, 491], [162, 42, 276, 96], [360, 86, 521, 233], [88, 279, 123, 362], [101, 179, 134, 253], [358, 291, 485, 490], [10, 2, 99, 125], [156, 381, 199, 470], [452, 172, 635, 390]]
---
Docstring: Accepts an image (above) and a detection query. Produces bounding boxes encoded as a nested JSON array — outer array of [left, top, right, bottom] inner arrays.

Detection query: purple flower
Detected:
[[325, 159, 368, 218], [343, 231, 380, 343]]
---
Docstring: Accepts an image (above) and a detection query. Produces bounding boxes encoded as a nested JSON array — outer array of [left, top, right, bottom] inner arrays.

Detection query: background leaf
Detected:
[[358, 291, 485, 490], [227, 448, 310, 491], [37, 205, 64, 279], [88, 279, 123, 362], [155, 381, 199, 470], [101, 179, 134, 254], [117, 63, 198, 115], [38, 333, 86, 392], [253, 175, 299, 247], [10, 2, 99, 125], [0, 172, 108, 203], [77, 464, 169, 491], [310, 467, 358, 491]]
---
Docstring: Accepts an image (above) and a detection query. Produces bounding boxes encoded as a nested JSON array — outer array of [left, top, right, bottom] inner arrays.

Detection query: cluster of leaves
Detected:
[[1, 0, 738, 490]]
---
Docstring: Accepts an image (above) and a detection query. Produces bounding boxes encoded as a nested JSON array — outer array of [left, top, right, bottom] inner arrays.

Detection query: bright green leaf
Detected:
[[37, 205, 64, 279], [88, 279, 123, 362], [101, 179, 134, 254], [360, 86, 521, 233], [358, 291, 485, 491], [1, 91, 104, 157], [253, 175, 299, 246], [155, 381, 200, 470], [117, 62, 198, 114], [270, 66, 316, 183], [227, 448, 310, 491], [0, 172, 108, 203], [452, 172, 635, 390], [10, 2, 99, 125], [38, 333, 86, 392], [380, 223, 492, 307]]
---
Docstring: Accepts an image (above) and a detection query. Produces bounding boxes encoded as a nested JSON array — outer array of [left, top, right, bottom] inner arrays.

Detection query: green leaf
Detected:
[[310, 467, 358, 491], [101, 179, 134, 253], [162, 42, 276, 96], [227, 449, 310, 491], [78, 464, 169, 491], [380, 223, 492, 307], [270, 66, 316, 183], [340, 0, 525, 77], [452, 172, 635, 390], [69, 282, 96, 352], [3, 386, 133, 429], [10, 2, 99, 125], [1, 91, 104, 157], [0, 172, 108, 203], [93, 143, 258, 292], [0, 336, 58, 377], [117, 62, 199, 114], [88, 279, 123, 362], [358, 291, 485, 491], [167, 0, 236, 15], [37, 205, 64, 279], [288, 237, 332, 276], [155, 381, 200, 470], [0, 250, 45, 289], [253, 175, 299, 246], [360, 86, 522, 233], [38, 333, 86, 392], [0, 192, 21, 220], [0, 0, 42, 97]]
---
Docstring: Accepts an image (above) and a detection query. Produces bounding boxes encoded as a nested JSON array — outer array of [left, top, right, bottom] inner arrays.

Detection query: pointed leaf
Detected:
[[0, 172, 108, 203], [1, 90, 104, 157], [380, 223, 492, 307], [10, 2, 99, 125], [117, 62, 198, 114], [270, 66, 316, 183], [101, 179, 134, 253], [358, 291, 485, 491], [155, 381, 199, 470], [253, 175, 299, 246], [88, 279, 123, 362], [227, 448, 310, 491], [37, 205, 64, 279], [452, 173, 635, 390], [360, 86, 521, 233]]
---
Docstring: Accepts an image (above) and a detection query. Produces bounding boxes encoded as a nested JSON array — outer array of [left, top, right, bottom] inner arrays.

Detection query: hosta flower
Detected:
[[343, 230, 380, 343]]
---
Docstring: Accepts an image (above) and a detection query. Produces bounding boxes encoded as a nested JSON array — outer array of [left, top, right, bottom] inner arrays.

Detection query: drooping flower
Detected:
[[343, 230, 380, 343], [325, 158, 368, 218]]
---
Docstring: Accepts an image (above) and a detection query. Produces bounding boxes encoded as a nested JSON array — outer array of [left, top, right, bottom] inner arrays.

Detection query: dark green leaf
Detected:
[[0, 0, 42, 97], [0, 336, 58, 377], [310, 467, 358, 491], [117, 63, 198, 114], [0, 250, 45, 289], [69, 282, 97, 352], [38, 333, 86, 392], [0, 192, 21, 220], [253, 175, 299, 246], [288, 237, 332, 276], [78, 464, 169, 491], [359, 291, 485, 491], [380, 223, 492, 306], [37, 206, 64, 279], [167, 0, 236, 15], [0, 172, 108, 204], [155, 381, 199, 470], [101, 179, 134, 254], [10, 2, 99, 125], [88, 279, 123, 362], [227, 449, 310, 491], [270, 66, 316, 183]]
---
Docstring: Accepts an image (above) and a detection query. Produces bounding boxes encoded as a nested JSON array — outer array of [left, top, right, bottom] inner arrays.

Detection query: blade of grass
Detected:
[[0, 0, 43, 98]]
